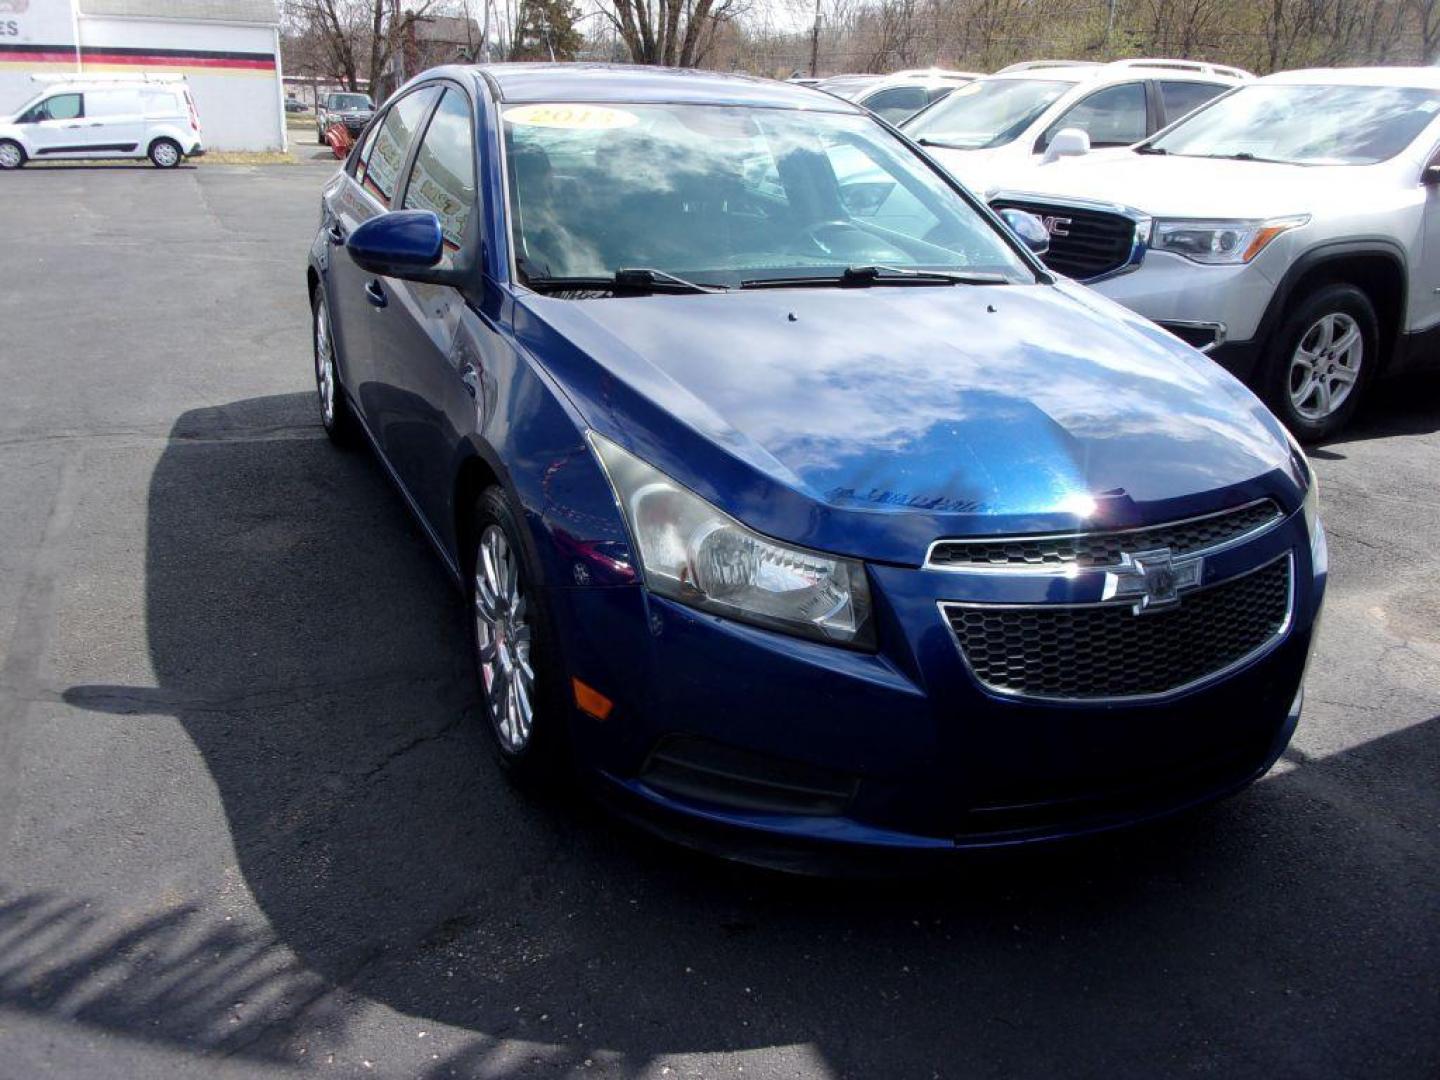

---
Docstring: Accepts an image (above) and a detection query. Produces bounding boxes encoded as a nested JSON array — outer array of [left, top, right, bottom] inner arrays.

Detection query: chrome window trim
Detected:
[[988, 189, 1152, 283], [923, 496, 1283, 574], [937, 551, 1295, 705]]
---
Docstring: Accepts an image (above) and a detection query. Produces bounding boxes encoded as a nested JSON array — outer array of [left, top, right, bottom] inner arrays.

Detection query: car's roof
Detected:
[[463, 62, 860, 111], [1259, 66, 1440, 89]]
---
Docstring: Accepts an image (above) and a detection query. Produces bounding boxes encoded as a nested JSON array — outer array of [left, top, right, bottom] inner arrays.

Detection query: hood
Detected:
[[515, 283, 1300, 564], [993, 151, 1373, 219]]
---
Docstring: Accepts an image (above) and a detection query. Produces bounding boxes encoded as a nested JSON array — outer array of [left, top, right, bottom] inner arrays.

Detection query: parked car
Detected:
[[285, 97, 309, 114], [316, 91, 374, 144], [309, 63, 1324, 863], [853, 68, 985, 124], [987, 66, 1440, 440], [0, 76, 203, 169], [901, 58, 1250, 192]]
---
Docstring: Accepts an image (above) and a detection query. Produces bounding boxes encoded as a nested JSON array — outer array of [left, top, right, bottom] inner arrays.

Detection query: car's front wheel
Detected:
[[467, 486, 567, 783], [1264, 283, 1377, 442], [0, 139, 26, 170], [311, 284, 359, 446]]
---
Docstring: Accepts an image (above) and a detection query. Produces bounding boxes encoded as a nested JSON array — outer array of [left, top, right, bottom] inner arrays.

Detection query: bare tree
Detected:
[[599, 0, 751, 66], [285, 0, 437, 94]]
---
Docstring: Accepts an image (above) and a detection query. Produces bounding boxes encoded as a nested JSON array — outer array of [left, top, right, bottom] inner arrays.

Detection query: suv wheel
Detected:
[[1265, 283, 1377, 442], [148, 138, 182, 169], [466, 486, 568, 784], [0, 139, 25, 169], [311, 284, 360, 446]]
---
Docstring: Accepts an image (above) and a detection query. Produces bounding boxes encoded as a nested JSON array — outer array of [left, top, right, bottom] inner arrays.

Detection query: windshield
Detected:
[[1149, 83, 1440, 165], [502, 102, 1034, 290], [902, 78, 1072, 149], [329, 94, 372, 110]]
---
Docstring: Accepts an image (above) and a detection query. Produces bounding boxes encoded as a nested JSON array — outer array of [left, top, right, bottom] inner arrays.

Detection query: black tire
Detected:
[[0, 139, 25, 170], [1262, 283, 1378, 443], [311, 284, 361, 447], [317, 125, 326, 145], [465, 485, 570, 785], [148, 137, 182, 169]]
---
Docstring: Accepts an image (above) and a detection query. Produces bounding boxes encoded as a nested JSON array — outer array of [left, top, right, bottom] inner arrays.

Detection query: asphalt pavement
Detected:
[[0, 160, 1437, 1080]]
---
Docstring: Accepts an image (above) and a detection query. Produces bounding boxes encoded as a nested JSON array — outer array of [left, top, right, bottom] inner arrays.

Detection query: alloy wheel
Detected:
[[1289, 312, 1362, 422], [473, 525, 535, 753], [314, 301, 336, 425], [0, 143, 21, 169], [152, 141, 179, 167]]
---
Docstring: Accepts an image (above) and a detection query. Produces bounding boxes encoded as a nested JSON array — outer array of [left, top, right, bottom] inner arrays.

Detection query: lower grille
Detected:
[[990, 197, 1138, 280], [640, 735, 857, 816], [943, 554, 1292, 701]]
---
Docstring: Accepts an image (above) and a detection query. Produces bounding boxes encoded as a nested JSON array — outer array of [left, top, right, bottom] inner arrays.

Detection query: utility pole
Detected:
[[809, 0, 821, 77]]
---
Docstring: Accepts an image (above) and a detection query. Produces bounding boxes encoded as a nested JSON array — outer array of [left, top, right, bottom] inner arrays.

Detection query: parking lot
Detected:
[[0, 161, 1437, 1078]]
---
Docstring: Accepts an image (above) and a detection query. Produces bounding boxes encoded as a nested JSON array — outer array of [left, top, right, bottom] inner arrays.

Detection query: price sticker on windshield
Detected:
[[506, 104, 638, 130]]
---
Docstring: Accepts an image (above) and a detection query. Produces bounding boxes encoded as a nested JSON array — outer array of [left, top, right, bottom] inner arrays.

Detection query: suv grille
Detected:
[[990, 197, 1138, 280], [928, 500, 1281, 570], [943, 554, 1292, 700]]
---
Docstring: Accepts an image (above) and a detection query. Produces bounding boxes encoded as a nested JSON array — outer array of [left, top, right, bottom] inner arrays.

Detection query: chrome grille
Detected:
[[943, 555, 1292, 701], [928, 500, 1281, 570], [989, 197, 1137, 280]]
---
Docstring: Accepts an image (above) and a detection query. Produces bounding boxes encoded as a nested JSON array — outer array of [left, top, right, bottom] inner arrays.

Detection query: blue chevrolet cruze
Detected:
[[307, 64, 1326, 864]]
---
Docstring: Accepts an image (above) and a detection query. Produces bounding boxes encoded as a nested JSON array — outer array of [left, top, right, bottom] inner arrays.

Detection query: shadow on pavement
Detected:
[[35, 392, 1438, 1076]]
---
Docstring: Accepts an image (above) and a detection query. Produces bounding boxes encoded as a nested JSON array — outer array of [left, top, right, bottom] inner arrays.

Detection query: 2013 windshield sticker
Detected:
[[505, 104, 638, 130]]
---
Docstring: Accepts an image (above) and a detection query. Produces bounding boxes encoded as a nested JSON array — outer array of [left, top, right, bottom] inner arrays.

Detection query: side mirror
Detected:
[[346, 210, 449, 282], [1042, 127, 1090, 165], [1423, 162, 1440, 186], [998, 207, 1050, 257]]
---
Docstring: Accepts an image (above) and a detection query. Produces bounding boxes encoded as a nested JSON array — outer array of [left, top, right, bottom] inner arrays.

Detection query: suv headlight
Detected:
[[1150, 215, 1308, 265], [589, 433, 874, 648]]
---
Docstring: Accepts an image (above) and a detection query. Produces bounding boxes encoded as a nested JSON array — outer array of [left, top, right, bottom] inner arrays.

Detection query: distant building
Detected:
[[0, 0, 285, 151]]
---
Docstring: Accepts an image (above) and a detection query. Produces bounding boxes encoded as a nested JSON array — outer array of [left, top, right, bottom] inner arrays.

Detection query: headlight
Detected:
[[589, 433, 874, 648], [1150, 215, 1308, 265]]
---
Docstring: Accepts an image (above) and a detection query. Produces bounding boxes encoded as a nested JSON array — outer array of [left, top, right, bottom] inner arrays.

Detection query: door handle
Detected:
[[88, 122, 103, 127], [327, 224, 345, 245], [363, 279, 387, 308], [63, 122, 83, 129]]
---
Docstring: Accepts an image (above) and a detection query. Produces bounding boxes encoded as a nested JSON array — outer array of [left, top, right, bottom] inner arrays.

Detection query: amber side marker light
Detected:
[[572, 677, 613, 720]]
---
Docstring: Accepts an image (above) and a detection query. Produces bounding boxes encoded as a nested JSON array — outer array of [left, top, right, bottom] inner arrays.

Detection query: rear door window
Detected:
[[359, 86, 440, 207], [1159, 80, 1227, 126], [401, 88, 476, 262], [1040, 82, 1147, 149]]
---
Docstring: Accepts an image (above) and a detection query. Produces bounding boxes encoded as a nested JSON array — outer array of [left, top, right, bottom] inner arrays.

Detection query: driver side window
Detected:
[[1039, 82, 1147, 150], [24, 93, 82, 123]]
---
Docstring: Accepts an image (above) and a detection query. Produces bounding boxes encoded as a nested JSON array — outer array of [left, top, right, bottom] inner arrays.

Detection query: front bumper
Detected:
[[1092, 251, 1277, 350], [548, 508, 1325, 862]]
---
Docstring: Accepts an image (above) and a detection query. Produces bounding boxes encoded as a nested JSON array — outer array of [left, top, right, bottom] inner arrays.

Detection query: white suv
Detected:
[[901, 59, 1249, 192], [987, 67, 1440, 440], [0, 76, 203, 170]]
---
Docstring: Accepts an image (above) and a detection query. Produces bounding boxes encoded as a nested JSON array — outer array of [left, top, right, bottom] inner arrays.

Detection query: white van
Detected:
[[0, 75, 204, 170]]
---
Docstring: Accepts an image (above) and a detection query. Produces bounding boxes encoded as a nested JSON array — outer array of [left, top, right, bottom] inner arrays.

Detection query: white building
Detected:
[[0, 0, 285, 151]]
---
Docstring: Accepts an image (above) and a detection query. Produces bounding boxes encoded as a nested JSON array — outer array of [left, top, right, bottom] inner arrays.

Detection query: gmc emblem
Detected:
[[1041, 215, 1072, 238]]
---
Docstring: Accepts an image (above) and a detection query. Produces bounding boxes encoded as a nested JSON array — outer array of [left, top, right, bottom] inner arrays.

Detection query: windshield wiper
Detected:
[[741, 265, 1011, 289], [523, 267, 728, 295], [1199, 151, 1292, 164], [915, 137, 972, 151]]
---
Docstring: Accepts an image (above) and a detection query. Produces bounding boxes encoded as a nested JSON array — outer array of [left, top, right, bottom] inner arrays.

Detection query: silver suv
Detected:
[[316, 91, 374, 144], [985, 67, 1440, 440]]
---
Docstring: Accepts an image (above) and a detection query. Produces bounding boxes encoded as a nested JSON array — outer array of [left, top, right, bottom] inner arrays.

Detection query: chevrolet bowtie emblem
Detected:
[[1101, 547, 1203, 614]]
